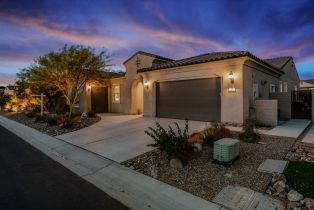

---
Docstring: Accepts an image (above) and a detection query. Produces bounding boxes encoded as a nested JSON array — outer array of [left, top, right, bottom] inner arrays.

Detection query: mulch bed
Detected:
[[2, 112, 101, 136], [123, 134, 295, 201]]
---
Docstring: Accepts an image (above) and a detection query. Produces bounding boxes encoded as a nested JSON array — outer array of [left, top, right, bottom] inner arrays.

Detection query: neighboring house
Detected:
[[4, 85, 17, 95], [0, 86, 5, 94], [80, 51, 300, 124], [300, 79, 314, 90]]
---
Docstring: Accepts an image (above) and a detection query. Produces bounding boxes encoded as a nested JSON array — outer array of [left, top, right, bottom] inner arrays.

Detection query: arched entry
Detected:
[[131, 80, 144, 115]]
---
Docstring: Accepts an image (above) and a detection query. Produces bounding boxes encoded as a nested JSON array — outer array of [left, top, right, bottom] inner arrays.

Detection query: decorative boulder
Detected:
[[287, 190, 304, 202], [304, 198, 314, 210], [81, 112, 88, 119], [192, 142, 202, 152], [273, 181, 286, 193], [170, 158, 183, 169]]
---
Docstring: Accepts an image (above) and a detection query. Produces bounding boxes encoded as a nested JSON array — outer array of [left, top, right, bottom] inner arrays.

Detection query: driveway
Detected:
[[56, 113, 207, 162]]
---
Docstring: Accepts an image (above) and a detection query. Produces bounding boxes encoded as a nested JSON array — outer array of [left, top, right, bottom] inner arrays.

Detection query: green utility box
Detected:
[[213, 138, 240, 166]]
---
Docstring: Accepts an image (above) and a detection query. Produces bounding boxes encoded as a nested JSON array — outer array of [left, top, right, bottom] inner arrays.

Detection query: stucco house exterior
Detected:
[[80, 51, 300, 124], [300, 79, 314, 90]]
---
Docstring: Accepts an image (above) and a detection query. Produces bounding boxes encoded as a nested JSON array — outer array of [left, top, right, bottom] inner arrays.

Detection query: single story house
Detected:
[[80, 51, 300, 124], [300, 79, 314, 90]]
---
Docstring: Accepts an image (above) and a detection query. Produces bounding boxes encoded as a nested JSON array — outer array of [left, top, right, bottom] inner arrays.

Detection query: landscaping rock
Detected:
[[81, 112, 87, 119], [272, 172, 287, 183], [304, 198, 314, 210], [150, 165, 158, 179], [273, 180, 286, 193], [169, 158, 183, 169], [192, 142, 202, 152], [288, 190, 304, 202], [288, 201, 302, 209]]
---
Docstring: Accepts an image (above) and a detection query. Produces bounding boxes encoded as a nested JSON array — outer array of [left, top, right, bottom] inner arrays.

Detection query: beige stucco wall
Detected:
[[279, 59, 300, 91], [255, 99, 278, 126], [243, 59, 281, 121], [140, 58, 247, 123]]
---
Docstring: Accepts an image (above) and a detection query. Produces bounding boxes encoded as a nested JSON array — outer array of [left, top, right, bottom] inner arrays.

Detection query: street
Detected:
[[0, 125, 129, 210]]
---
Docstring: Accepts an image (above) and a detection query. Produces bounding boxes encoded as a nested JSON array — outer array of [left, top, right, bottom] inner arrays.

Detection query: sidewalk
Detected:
[[0, 116, 226, 210], [302, 124, 314, 144], [265, 119, 311, 138]]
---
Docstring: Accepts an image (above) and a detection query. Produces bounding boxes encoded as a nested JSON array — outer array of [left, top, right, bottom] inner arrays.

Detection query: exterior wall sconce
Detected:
[[87, 85, 91, 92], [228, 71, 235, 84], [144, 82, 149, 90], [228, 71, 236, 93]]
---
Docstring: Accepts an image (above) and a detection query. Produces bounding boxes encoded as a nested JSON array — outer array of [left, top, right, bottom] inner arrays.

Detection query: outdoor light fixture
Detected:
[[87, 85, 91, 92], [228, 71, 235, 84], [228, 71, 236, 93], [144, 82, 149, 90]]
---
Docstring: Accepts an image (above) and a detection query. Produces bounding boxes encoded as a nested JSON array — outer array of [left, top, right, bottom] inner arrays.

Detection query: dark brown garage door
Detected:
[[156, 78, 221, 121], [91, 86, 108, 113]]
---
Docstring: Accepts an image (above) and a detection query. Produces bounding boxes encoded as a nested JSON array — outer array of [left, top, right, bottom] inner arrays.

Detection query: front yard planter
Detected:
[[123, 134, 295, 201]]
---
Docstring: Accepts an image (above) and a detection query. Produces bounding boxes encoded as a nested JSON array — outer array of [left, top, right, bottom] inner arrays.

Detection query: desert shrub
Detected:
[[87, 110, 95, 118], [0, 94, 10, 108], [35, 113, 46, 122], [26, 110, 37, 118], [57, 114, 73, 128], [72, 111, 82, 118], [46, 114, 58, 126], [145, 120, 192, 159], [203, 122, 232, 144], [239, 120, 261, 143]]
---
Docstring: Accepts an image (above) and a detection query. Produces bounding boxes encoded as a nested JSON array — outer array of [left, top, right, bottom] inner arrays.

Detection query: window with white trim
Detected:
[[112, 85, 120, 103], [270, 84, 276, 93], [279, 81, 283, 92], [283, 82, 288, 92]]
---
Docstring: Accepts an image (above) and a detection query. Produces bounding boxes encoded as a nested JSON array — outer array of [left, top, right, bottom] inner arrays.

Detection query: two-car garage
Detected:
[[156, 77, 221, 122]]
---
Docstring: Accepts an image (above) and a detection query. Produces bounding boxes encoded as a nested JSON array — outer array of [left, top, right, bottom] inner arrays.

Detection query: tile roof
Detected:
[[303, 79, 314, 85], [263, 56, 292, 69], [138, 51, 283, 74], [123, 51, 174, 64]]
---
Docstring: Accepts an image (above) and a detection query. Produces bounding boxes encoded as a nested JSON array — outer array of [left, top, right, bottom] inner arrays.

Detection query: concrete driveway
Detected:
[[56, 114, 207, 163]]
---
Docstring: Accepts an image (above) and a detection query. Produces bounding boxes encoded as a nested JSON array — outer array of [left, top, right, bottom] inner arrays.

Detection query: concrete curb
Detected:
[[0, 116, 226, 210]]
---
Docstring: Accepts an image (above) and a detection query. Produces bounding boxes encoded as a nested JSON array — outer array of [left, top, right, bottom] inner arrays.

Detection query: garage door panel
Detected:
[[156, 78, 221, 121]]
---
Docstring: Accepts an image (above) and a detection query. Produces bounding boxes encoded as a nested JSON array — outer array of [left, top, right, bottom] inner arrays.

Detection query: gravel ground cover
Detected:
[[2, 112, 101, 136], [286, 124, 314, 162], [123, 134, 295, 201]]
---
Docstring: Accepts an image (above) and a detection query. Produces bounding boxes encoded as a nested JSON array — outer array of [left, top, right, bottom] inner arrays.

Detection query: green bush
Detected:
[[239, 120, 260, 143], [87, 110, 95, 118], [145, 120, 191, 159], [35, 113, 46, 122], [57, 114, 73, 128], [0, 94, 10, 107], [46, 114, 58, 126], [26, 110, 37, 118], [203, 122, 232, 144]]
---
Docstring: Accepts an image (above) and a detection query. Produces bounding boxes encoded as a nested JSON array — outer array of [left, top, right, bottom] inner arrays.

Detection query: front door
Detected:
[[91, 86, 108, 113]]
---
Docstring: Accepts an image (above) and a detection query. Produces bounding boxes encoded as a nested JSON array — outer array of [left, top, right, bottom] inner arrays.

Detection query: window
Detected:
[[270, 84, 276, 93], [279, 81, 283, 92], [284, 82, 288, 92], [112, 85, 120, 103]]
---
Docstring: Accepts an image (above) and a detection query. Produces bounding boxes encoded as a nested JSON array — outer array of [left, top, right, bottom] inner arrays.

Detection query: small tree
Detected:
[[20, 45, 112, 116]]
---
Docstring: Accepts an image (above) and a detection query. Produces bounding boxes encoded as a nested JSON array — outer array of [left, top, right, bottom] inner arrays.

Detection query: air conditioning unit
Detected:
[[213, 138, 240, 166]]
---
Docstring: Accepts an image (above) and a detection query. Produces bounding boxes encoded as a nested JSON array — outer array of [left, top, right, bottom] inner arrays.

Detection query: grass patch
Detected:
[[284, 161, 314, 198]]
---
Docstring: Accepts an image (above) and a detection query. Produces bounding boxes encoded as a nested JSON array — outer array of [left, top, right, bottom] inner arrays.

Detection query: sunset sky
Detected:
[[0, 0, 314, 82]]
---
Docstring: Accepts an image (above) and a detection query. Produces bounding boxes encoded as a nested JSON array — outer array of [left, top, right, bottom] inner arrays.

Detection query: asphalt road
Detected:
[[0, 125, 129, 210]]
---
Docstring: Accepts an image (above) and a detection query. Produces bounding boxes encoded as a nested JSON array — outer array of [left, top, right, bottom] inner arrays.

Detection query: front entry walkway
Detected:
[[56, 114, 206, 163], [265, 119, 311, 138], [302, 124, 314, 144]]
